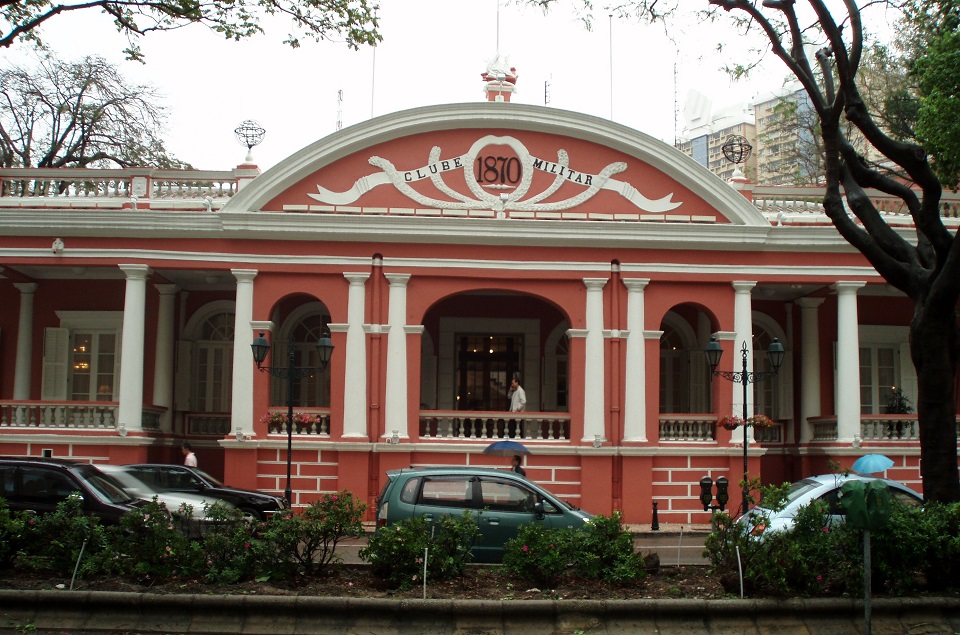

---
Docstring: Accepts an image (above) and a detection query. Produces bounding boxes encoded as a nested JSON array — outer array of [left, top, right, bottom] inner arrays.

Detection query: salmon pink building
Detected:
[[2, 100, 958, 525]]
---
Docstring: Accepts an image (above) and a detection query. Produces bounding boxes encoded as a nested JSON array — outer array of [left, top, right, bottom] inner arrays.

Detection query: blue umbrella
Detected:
[[852, 454, 895, 474], [483, 440, 530, 457]]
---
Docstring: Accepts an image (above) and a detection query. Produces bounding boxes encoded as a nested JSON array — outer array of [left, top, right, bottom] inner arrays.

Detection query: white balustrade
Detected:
[[0, 401, 117, 429], [658, 415, 716, 441], [418, 411, 570, 441]]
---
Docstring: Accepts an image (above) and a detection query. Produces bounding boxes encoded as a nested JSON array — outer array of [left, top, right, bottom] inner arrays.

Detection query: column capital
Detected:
[[732, 280, 757, 293], [622, 278, 650, 291], [344, 272, 371, 285], [154, 284, 178, 295], [384, 273, 411, 286], [833, 281, 867, 294], [583, 278, 607, 290], [119, 264, 150, 279], [13, 282, 38, 294], [796, 297, 826, 309], [231, 269, 258, 283], [251, 320, 274, 334]]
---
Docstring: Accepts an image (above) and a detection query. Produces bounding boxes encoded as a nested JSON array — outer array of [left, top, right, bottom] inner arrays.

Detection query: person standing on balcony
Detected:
[[181, 442, 197, 467], [507, 376, 526, 412]]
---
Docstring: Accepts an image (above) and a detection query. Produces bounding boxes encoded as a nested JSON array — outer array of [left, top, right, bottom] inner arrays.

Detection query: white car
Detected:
[[98, 465, 235, 537], [739, 473, 922, 535]]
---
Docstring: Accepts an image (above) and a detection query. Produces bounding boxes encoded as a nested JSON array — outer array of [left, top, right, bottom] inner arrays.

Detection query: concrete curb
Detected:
[[2, 590, 958, 634]]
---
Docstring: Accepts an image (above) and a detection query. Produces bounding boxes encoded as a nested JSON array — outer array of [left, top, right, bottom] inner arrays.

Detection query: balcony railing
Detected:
[[0, 167, 251, 210], [418, 411, 570, 441], [186, 412, 232, 436], [263, 408, 331, 436], [808, 414, 959, 442], [0, 401, 117, 429], [659, 414, 717, 441]]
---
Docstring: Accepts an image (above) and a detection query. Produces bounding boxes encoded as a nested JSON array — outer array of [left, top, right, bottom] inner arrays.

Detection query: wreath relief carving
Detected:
[[308, 135, 681, 214]]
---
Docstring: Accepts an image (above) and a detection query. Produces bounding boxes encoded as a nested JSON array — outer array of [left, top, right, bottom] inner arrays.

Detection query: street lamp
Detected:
[[251, 331, 334, 504], [705, 336, 784, 513]]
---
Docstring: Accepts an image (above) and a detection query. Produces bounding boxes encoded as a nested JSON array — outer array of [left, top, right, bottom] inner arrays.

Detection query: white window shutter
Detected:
[[898, 342, 918, 407], [777, 351, 793, 421], [41, 327, 69, 400], [174, 340, 193, 411], [688, 351, 706, 413]]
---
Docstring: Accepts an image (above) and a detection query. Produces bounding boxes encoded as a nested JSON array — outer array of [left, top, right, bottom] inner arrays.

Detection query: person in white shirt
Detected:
[[181, 442, 198, 467], [507, 377, 526, 412]]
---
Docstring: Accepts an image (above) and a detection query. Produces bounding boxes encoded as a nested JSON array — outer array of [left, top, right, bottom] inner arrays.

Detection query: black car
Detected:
[[120, 464, 287, 520], [0, 456, 145, 523]]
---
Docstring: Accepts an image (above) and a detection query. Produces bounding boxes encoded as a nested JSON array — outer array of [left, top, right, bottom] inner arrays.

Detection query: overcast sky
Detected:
[[8, 1, 867, 172]]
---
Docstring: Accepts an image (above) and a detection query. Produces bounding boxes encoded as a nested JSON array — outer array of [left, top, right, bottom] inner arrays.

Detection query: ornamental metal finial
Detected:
[[721, 134, 753, 165], [234, 120, 266, 162]]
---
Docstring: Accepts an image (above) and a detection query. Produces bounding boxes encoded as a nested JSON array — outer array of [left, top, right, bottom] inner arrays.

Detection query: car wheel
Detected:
[[239, 507, 261, 523]]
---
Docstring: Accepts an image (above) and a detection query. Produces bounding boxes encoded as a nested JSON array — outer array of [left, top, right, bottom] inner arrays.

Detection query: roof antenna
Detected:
[[337, 90, 343, 131]]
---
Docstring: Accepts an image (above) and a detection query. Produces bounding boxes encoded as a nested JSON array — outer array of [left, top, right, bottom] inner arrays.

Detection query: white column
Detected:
[[797, 298, 825, 443], [343, 273, 370, 439], [733, 281, 756, 444], [622, 278, 649, 442], [153, 284, 177, 432], [230, 269, 258, 438], [13, 283, 38, 400], [384, 274, 410, 440], [835, 281, 866, 442], [118, 265, 150, 432], [582, 278, 607, 442]]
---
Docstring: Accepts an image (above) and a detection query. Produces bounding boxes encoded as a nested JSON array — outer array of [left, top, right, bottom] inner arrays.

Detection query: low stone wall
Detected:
[[2, 590, 959, 634]]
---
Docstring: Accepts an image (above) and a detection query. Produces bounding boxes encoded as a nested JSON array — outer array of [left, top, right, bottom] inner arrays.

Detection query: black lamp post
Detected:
[[705, 337, 784, 513], [251, 331, 334, 504]]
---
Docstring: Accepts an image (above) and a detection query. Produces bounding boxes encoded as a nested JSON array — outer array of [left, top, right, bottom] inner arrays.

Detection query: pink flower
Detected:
[[522, 545, 528, 552]]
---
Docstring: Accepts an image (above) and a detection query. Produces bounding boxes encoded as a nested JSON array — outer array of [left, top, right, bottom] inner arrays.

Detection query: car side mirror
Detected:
[[533, 501, 545, 520]]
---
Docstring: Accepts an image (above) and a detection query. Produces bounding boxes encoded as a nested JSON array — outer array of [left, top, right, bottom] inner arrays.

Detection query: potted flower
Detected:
[[747, 414, 775, 429], [260, 411, 318, 432], [260, 411, 288, 428], [717, 415, 743, 431]]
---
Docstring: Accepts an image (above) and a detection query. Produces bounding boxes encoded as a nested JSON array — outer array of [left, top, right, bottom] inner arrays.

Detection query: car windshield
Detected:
[[79, 467, 135, 504], [757, 478, 822, 509], [192, 468, 224, 487]]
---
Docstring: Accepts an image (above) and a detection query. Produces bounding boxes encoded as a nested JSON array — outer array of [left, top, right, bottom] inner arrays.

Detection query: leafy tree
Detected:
[[0, 53, 188, 169], [570, 0, 960, 502], [704, 0, 960, 503], [912, 27, 960, 189], [0, 0, 380, 62]]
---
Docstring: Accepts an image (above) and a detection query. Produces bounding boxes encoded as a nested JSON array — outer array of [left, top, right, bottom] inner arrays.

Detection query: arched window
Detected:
[[195, 312, 234, 412], [273, 313, 331, 407], [659, 326, 688, 413], [752, 327, 779, 418]]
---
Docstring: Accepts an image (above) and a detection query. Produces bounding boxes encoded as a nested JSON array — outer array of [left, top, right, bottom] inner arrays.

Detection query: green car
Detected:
[[374, 467, 594, 563]]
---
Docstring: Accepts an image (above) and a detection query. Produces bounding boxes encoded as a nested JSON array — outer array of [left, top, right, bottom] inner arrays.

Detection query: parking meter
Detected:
[[716, 477, 730, 510], [699, 476, 714, 511]]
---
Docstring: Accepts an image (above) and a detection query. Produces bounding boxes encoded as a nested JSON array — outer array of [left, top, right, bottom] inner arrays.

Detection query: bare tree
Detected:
[[563, 0, 959, 501], [0, 53, 187, 168], [0, 0, 380, 61]]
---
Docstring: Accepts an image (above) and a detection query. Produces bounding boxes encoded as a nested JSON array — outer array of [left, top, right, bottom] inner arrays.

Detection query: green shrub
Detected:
[[100, 499, 201, 581], [360, 513, 479, 590], [704, 490, 960, 599], [253, 490, 366, 579], [502, 523, 580, 588], [871, 501, 960, 593], [576, 513, 646, 585], [197, 503, 260, 584], [0, 499, 27, 568], [15, 496, 108, 578], [503, 514, 646, 588]]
